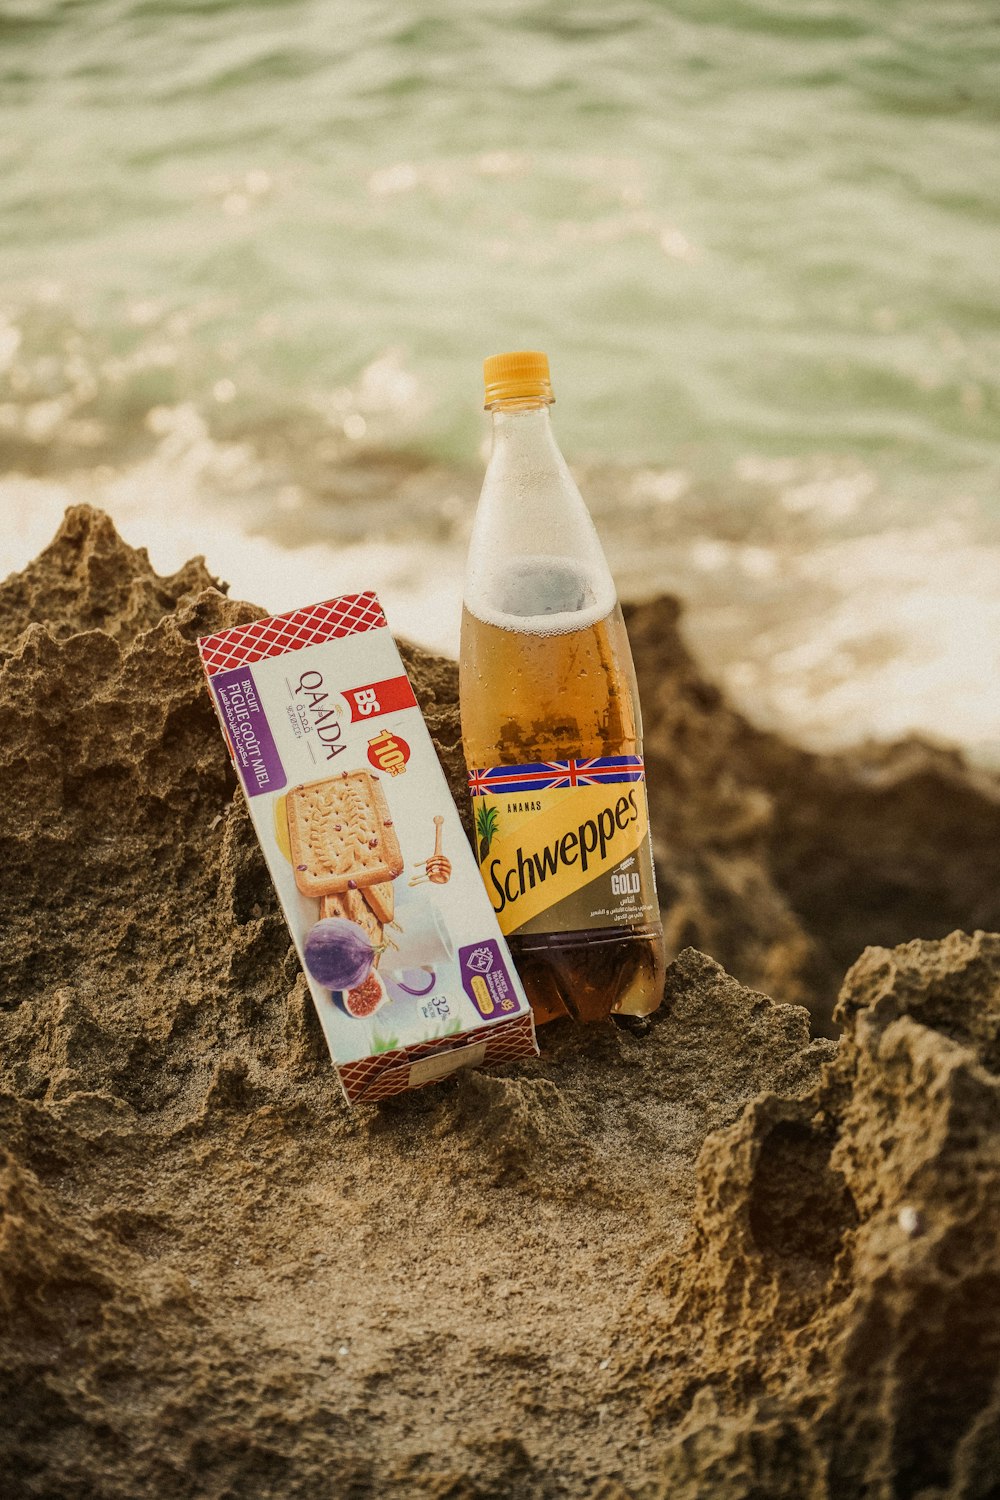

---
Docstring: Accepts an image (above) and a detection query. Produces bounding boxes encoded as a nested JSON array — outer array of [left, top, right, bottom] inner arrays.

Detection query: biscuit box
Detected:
[[198, 592, 538, 1104]]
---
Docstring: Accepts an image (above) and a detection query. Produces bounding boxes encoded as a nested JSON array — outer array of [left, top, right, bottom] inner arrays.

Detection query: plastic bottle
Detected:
[[459, 350, 666, 1024]]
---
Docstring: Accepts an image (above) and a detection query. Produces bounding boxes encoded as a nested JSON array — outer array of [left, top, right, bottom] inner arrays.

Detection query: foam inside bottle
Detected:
[[465, 555, 617, 638], [463, 403, 617, 634]]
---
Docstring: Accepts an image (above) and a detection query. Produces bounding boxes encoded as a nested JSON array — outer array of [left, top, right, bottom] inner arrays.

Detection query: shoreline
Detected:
[[4, 429, 1000, 770]]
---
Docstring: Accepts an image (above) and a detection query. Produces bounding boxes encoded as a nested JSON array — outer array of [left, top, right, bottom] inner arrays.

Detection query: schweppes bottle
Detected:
[[460, 351, 666, 1024]]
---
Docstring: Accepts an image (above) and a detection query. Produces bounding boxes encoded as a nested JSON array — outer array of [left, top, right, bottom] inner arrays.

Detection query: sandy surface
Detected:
[[1, 507, 997, 1498]]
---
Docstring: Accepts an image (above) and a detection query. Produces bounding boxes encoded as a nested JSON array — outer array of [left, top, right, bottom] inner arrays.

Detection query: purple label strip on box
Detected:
[[211, 666, 286, 798]]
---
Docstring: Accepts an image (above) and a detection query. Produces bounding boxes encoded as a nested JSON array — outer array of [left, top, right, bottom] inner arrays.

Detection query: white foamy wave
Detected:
[[680, 520, 1000, 768], [0, 409, 465, 659], [5, 432, 1000, 771]]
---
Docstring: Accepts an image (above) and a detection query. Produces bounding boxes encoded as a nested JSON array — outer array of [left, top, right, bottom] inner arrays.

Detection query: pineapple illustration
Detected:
[[475, 803, 499, 864]]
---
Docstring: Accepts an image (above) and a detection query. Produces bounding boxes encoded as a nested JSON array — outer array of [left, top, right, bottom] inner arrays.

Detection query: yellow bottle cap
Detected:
[[483, 350, 554, 408]]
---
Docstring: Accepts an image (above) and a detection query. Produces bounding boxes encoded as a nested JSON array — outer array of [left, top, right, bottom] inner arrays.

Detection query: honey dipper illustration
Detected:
[[410, 814, 451, 886]]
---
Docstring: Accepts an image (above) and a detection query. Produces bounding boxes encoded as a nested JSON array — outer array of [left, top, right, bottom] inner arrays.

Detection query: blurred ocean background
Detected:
[[2, 0, 999, 759]]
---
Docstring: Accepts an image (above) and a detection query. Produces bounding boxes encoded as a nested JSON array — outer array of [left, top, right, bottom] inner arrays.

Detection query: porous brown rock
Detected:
[[1, 506, 997, 1499], [630, 930, 1000, 1499]]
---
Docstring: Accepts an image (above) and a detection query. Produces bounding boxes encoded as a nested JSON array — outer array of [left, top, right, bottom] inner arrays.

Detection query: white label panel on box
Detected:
[[408, 1041, 488, 1088]]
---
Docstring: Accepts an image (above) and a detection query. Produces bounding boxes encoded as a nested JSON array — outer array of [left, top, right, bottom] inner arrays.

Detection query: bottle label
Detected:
[[469, 757, 659, 938]]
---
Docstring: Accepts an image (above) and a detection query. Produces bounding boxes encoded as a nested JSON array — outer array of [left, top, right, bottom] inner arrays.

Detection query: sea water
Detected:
[[1, 0, 999, 761]]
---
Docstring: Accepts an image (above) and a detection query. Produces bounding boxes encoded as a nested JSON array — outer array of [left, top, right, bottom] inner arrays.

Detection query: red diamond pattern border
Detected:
[[338, 1012, 538, 1104], [198, 592, 387, 678]]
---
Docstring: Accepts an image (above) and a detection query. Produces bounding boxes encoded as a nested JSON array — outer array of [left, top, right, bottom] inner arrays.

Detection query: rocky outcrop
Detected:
[[1, 507, 997, 1498], [629, 932, 1000, 1499]]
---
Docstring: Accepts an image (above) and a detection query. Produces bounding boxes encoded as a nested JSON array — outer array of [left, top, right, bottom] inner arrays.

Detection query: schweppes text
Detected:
[[469, 760, 659, 938], [489, 790, 638, 914]]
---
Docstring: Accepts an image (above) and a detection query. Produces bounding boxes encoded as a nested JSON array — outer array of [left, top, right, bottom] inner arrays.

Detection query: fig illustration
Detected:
[[303, 917, 374, 991]]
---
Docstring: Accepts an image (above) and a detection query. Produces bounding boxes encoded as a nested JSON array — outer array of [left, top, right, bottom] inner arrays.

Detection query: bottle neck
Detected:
[[487, 402, 562, 472], [467, 393, 618, 631]]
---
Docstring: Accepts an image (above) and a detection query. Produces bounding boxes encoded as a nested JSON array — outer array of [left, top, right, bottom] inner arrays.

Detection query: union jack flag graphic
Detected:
[[468, 755, 645, 797]]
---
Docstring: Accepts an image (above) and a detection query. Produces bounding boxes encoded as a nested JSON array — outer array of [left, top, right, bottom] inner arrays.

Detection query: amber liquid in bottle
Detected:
[[461, 581, 665, 1024]]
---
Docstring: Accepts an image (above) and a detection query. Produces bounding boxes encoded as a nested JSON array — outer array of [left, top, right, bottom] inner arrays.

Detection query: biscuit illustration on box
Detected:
[[361, 879, 395, 925], [286, 771, 403, 898], [320, 889, 385, 964]]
